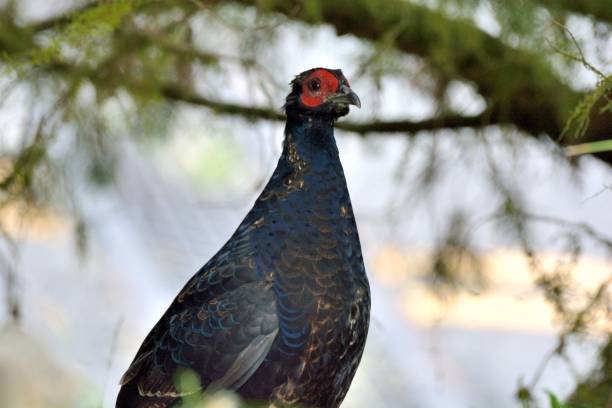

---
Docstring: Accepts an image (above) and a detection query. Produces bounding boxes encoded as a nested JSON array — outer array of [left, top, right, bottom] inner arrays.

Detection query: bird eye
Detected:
[[308, 79, 321, 92]]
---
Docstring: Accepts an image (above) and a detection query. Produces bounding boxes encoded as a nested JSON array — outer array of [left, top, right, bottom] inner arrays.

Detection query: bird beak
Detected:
[[327, 84, 361, 109]]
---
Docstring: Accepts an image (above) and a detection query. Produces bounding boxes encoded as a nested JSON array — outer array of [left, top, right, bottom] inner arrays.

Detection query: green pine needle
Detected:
[[565, 139, 612, 156]]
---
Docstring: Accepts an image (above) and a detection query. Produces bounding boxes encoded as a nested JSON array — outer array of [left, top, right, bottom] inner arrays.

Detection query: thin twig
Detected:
[[548, 19, 607, 80]]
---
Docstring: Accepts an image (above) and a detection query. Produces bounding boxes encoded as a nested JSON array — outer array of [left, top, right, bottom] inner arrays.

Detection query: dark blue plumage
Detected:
[[116, 68, 370, 408]]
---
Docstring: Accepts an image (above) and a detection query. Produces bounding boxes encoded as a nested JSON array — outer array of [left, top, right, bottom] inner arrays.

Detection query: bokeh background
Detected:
[[0, 1, 610, 407]]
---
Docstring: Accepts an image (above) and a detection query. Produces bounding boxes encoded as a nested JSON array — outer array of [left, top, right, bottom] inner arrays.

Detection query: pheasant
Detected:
[[116, 68, 370, 408]]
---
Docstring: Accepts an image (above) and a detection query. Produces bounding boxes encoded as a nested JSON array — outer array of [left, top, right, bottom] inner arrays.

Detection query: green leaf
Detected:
[[546, 390, 593, 408], [548, 391, 563, 408]]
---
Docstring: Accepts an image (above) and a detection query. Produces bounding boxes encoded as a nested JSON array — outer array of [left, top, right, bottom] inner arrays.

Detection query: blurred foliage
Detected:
[[546, 391, 592, 408], [171, 367, 305, 408], [568, 335, 612, 407], [0, 1, 610, 407], [428, 212, 486, 296]]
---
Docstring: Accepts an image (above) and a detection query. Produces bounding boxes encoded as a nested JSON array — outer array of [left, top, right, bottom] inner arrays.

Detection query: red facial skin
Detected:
[[300, 69, 342, 108]]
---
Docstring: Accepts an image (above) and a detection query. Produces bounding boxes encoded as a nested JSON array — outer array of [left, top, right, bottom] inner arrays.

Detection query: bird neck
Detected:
[[281, 114, 339, 168], [249, 113, 348, 211], [247, 113, 350, 216]]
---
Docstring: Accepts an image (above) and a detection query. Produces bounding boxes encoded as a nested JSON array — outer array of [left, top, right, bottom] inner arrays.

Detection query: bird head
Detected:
[[284, 68, 361, 119]]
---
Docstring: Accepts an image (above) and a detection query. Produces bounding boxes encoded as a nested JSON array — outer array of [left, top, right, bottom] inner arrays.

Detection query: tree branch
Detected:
[[43, 57, 490, 135], [29, 2, 98, 32], [7, 0, 612, 163], [160, 83, 489, 134], [227, 0, 611, 158]]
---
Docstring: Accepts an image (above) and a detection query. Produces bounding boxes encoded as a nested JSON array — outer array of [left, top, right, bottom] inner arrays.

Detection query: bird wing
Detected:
[[120, 218, 278, 395], [121, 280, 278, 399]]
